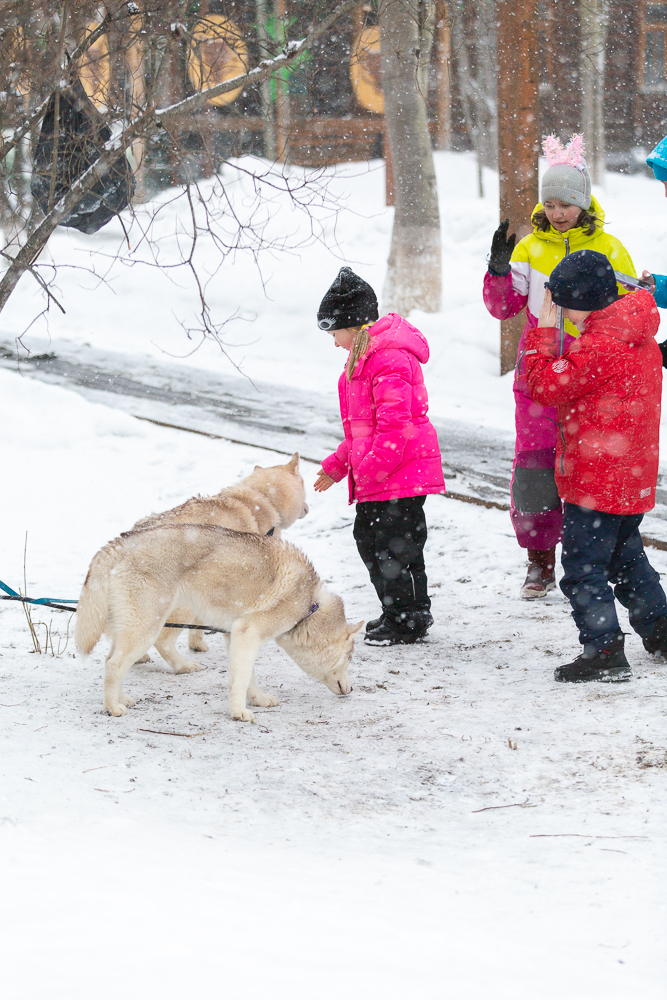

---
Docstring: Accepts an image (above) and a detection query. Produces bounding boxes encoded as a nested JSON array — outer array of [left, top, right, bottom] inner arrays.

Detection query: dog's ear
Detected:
[[286, 452, 300, 474], [348, 620, 364, 637]]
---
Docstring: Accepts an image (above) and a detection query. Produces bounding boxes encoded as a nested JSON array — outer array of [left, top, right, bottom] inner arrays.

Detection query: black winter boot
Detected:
[[365, 621, 424, 645], [365, 609, 433, 646], [395, 608, 433, 633], [365, 613, 386, 634], [642, 616, 667, 656], [554, 633, 632, 683]]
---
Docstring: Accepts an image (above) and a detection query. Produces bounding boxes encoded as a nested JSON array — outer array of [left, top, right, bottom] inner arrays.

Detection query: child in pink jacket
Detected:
[[313, 267, 445, 646]]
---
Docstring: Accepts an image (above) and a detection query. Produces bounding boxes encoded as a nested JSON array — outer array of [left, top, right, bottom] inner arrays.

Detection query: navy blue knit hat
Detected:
[[545, 249, 620, 311], [317, 267, 379, 331]]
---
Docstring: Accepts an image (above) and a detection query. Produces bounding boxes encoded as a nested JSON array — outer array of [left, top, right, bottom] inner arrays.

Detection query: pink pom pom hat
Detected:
[[540, 133, 592, 211]]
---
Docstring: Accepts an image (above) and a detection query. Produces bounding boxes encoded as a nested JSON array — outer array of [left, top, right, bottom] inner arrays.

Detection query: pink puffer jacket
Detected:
[[321, 313, 445, 504]]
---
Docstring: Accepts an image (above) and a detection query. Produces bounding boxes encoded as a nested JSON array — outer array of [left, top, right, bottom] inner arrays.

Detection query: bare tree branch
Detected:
[[0, 0, 360, 316]]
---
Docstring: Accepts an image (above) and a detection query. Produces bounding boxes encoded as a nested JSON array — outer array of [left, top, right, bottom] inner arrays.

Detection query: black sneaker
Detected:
[[642, 616, 667, 656], [554, 633, 632, 683]]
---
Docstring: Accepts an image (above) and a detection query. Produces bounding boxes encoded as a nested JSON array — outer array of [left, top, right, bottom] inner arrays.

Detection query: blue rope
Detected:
[[0, 578, 78, 610]]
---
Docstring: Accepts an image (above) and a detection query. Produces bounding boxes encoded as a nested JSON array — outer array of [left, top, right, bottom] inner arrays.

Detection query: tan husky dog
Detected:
[[75, 524, 362, 721], [132, 454, 308, 673]]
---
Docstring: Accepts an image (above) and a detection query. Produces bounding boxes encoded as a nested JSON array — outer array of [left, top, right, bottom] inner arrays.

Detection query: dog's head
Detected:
[[275, 589, 362, 696], [248, 453, 308, 526]]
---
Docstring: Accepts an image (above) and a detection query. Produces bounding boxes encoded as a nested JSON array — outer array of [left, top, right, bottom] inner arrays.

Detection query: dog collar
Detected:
[[290, 602, 319, 630]]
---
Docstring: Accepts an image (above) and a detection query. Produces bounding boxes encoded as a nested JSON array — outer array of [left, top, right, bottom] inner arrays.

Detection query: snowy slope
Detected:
[[0, 368, 666, 998], [3, 154, 514, 432], [5, 153, 667, 433]]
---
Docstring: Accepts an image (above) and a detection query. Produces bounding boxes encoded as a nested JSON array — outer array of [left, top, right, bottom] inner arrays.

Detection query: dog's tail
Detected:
[[75, 541, 123, 656]]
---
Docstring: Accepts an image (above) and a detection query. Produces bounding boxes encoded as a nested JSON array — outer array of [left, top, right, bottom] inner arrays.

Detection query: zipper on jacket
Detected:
[[558, 422, 566, 474]]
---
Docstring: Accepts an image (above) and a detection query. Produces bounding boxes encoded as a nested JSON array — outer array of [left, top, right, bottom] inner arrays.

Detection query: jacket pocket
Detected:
[[349, 379, 374, 421]]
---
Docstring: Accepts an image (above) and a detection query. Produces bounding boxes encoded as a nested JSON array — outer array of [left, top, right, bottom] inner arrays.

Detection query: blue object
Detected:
[[0, 578, 77, 606], [647, 135, 667, 181], [560, 503, 667, 649], [653, 272, 667, 309]]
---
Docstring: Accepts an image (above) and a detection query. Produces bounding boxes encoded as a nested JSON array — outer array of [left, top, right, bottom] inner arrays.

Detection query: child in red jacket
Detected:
[[525, 249, 667, 682], [313, 268, 445, 646]]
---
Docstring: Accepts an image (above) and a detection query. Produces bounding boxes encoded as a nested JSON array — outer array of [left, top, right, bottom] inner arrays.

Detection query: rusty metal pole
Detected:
[[497, 0, 540, 376]]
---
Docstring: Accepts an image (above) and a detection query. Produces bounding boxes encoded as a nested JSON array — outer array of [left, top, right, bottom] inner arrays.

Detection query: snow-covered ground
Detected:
[[1, 156, 667, 997]]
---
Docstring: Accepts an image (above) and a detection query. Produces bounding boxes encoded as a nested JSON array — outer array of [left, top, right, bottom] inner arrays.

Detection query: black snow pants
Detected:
[[353, 496, 430, 622]]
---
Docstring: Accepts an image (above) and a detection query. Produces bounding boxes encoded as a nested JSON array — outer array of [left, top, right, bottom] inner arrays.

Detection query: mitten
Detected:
[[488, 218, 516, 276], [659, 340, 667, 369]]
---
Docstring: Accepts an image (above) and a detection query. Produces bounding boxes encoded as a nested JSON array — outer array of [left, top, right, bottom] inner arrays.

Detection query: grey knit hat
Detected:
[[541, 162, 592, 211], [540, 134, 592, 211]]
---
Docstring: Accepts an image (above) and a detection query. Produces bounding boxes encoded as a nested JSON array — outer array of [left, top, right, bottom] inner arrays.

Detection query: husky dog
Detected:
[[132, 454, 308, 672], [75, 524, 362, 721]]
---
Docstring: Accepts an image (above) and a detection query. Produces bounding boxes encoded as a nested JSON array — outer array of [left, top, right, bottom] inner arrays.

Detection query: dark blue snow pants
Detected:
[[560, 502, 667, 649]]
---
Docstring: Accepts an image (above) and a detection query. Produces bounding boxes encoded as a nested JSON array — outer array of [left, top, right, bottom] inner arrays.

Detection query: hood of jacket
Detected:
[[531, 194, 606, 249], [365, 313, 430, 364], [582, 288, 660, 346]]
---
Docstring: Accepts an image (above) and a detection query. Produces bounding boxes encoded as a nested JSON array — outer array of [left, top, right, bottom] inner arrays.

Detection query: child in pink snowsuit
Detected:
[[483, 134, 635, 599], [313, 267, 445, 646]]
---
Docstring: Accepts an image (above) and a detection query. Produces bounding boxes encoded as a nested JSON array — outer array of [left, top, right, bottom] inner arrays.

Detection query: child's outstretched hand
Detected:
[[314, 468, 335, 492], [538, 288, 558, 328], [641, 270, 657, 292]]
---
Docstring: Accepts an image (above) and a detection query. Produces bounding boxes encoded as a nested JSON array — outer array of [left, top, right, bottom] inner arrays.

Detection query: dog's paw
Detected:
[[119, 693, 136, 708], [173, 660, 203, 674], [189, 638, 208, 653], [106, 703, 127, 717], [248, 691, 279, 708], [134, 653, 151, 664], [231, 707, 255, 722]]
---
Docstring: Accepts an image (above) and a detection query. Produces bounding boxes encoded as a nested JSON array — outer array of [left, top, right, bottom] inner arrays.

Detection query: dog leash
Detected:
[[162, 602, 320, 634], [0, 578, 319, 634], [0, 578, 78, 613]]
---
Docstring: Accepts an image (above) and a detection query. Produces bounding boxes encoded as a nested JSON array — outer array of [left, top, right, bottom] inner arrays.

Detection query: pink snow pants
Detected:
[[511, 384, 563, 550], [509, 310, 569, 551]]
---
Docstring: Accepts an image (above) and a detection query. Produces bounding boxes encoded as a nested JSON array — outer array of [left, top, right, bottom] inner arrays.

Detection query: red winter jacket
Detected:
[[321, 313, 445, 504], [524, 289, 662, 514]]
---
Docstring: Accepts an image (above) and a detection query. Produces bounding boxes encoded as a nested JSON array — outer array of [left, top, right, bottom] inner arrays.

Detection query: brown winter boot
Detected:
[[520, 547, 556, 600]]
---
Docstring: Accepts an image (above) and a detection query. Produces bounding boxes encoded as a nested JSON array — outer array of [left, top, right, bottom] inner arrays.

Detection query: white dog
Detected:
[[76, 524, 362, 721], [132, 453, 308, 672]]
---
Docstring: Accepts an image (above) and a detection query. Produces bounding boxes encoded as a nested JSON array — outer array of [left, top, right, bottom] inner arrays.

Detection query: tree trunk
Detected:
[[380, 0, 441, 315], [434, 0, 452, 151], [256, 0, 277, 161], [580, 0, 607, 185], [497, 0, 539, 375]]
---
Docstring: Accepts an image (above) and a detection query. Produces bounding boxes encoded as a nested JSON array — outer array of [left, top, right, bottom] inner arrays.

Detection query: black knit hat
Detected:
[[545, 249, 620, 311], [317, 267, 379, 331]]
